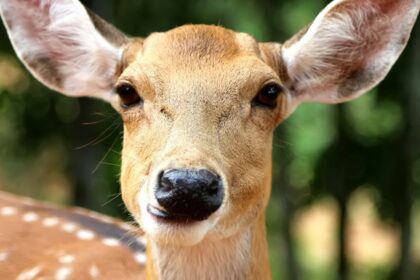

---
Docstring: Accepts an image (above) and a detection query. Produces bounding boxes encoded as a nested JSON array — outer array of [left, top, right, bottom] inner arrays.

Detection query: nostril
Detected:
[[159, 171, 174, 192], [207, 181, 221, 196]]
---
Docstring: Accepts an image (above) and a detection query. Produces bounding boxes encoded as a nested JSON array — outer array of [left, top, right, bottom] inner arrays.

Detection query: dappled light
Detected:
[[0, 54, 29, 94]]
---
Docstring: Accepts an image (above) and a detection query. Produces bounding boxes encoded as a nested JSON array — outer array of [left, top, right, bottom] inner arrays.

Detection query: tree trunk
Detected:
[[337, 196, 348, 280]]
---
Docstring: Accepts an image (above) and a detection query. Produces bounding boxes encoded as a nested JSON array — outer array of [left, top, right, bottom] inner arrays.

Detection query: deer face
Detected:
[[118, 26, 287, 245]]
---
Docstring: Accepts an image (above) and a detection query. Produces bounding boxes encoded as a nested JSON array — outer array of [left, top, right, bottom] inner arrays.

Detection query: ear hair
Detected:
[[281, 0, 419, 105], [0, 0, 128, 102]]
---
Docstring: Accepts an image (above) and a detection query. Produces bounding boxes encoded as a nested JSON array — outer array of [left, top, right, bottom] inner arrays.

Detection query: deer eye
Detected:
[[115, 83, 142, 108], [252, 83, 283, 109]]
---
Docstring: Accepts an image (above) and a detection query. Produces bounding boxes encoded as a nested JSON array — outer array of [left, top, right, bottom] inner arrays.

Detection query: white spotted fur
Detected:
[[76, 229, 95, 240], [58, 255, 75, 264], [89, 265, 100, 278], [43, 217, 60, 227], [102, 238, 120, 247], [62, 223, 77, 233], [55, 266, 73, 280], [0, 206, 17, 216], [16, 266, 43, 280], [22, 212, 39, 222], [0, 251, 8, 262]]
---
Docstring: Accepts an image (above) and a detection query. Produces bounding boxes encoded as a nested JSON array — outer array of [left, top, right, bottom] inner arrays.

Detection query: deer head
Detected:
[[0, 0, 418, 279]]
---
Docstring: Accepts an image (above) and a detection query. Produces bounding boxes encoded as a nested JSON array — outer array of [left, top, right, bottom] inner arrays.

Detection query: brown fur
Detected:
[[115, 25, 283, 279]]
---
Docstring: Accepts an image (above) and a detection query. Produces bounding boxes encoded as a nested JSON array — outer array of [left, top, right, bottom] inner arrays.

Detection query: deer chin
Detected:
[[137, 189, 221, 246]]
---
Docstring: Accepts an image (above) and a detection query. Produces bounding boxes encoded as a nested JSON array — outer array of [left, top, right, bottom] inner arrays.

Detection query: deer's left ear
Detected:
[[280, 0, 419, 104]]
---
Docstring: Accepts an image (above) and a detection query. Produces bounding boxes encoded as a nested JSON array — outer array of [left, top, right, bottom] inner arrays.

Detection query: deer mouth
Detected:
[[147, 204, 209, 224], [139, 188, 222, 246]]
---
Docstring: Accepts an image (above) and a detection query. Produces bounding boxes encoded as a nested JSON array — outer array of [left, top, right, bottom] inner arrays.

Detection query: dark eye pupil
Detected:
[[253, 83, 282, 108], [265, 86, 279, 98], [116, 83, 142, 108]]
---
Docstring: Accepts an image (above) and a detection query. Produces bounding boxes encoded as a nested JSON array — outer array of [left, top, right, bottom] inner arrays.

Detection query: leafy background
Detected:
[[0, 0, 419, 279]]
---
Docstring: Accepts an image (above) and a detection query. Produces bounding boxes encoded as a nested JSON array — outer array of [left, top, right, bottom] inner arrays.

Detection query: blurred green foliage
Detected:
[[0, 0, 419, 279]]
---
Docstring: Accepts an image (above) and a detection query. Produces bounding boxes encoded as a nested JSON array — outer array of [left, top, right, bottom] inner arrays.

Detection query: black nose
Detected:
[[153, 169, 224, 221]]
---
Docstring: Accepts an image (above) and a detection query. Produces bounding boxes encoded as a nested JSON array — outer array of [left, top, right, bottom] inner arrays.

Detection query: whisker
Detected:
[[96, 162, 121, 167], [81, 112, 119, 126], [91, 125, 120, 147], [92, 135, 121, 174], [101, 192, 122, 207], [110, 149, 122, 155], [91, 111, 117, 118], [75, 119, 121, 150]]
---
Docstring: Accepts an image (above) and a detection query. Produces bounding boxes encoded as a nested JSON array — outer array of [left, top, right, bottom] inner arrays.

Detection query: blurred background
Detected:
[[0, 0, 419, 279]]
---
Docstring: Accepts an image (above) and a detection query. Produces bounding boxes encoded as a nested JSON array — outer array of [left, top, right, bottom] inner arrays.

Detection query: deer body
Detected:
[[0, 191, 146, 279], [0, 0, 418, 279]]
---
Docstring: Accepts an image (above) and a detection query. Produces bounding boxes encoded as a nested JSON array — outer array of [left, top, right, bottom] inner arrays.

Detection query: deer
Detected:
[[0, 0, 418, 279]]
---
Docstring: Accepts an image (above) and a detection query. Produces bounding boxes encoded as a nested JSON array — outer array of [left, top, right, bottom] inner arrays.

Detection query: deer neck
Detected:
[[145, 213, 271, 280]]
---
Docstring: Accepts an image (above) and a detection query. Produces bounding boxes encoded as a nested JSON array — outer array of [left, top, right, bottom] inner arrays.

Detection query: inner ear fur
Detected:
[[0, 0, 129, 101], [280, 0, 419, 104]]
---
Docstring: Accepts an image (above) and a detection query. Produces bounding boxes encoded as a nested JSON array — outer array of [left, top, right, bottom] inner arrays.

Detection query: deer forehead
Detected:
[[120, 25, 281, 103], [141, 25, 261, 62]]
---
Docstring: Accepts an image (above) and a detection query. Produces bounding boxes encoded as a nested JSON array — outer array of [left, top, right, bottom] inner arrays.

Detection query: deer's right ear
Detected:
[[0, 0, 128, 102]]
